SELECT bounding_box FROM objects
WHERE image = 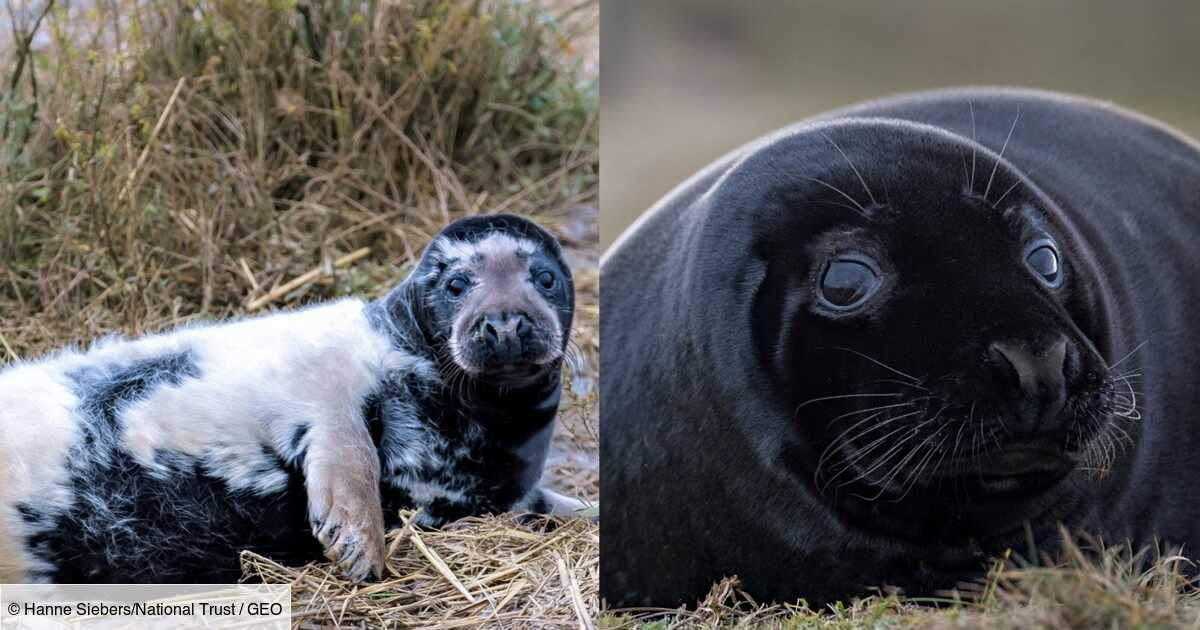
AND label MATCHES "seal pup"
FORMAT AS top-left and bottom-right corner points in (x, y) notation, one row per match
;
(0, 213), (583, 583)
(600, 87), (1200, 606)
